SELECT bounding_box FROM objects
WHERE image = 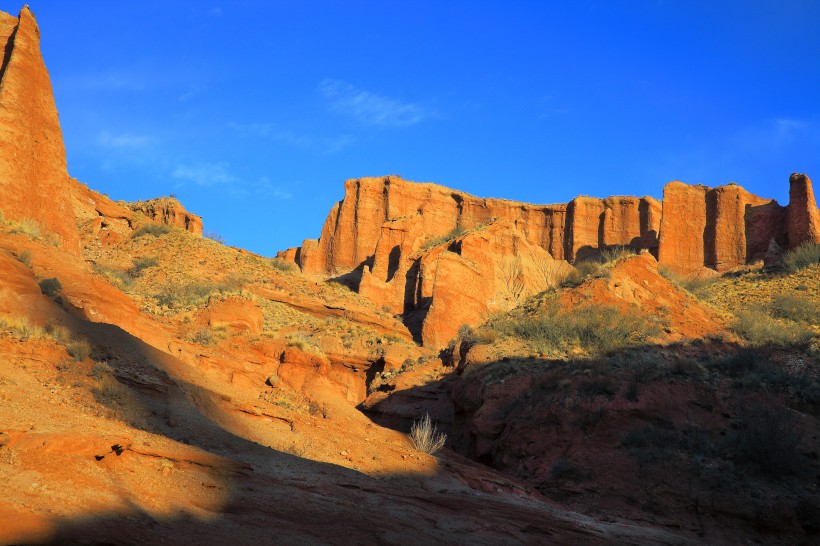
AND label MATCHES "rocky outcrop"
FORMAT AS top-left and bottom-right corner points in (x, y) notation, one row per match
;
(128, 197), (203, 236)
(658, 181), (789, 274)
(289, 176), (660, 276)
(787, 173), (820, 249)
(0, 7), (79, 252)
(283, 174), (819, 347)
